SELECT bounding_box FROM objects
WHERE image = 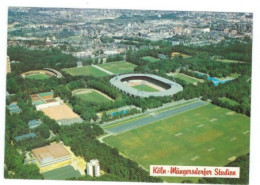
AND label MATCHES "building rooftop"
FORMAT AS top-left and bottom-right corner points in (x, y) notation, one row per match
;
(15, 133), (36, 142)
(32, 143), (71, 165)
(28, 119), (42, 129)
(7, 102), (21, 114)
